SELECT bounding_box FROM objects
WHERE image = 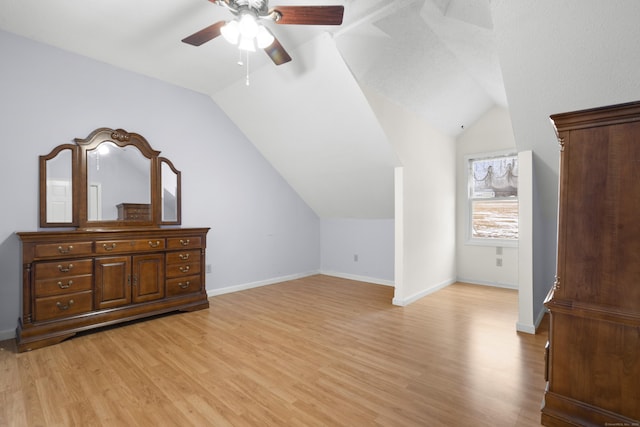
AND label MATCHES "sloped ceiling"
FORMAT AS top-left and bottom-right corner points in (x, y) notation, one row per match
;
(0, 0), (505, 219)
(336, 0), (505, 135)
(213, 33), (398, 218)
